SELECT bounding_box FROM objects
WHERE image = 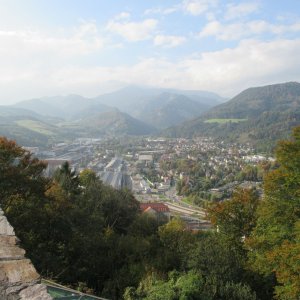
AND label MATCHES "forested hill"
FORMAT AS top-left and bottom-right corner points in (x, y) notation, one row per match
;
(164, 82), (300, 151)
(204, 81), (300, 119)
(76, 109), (157, 136)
